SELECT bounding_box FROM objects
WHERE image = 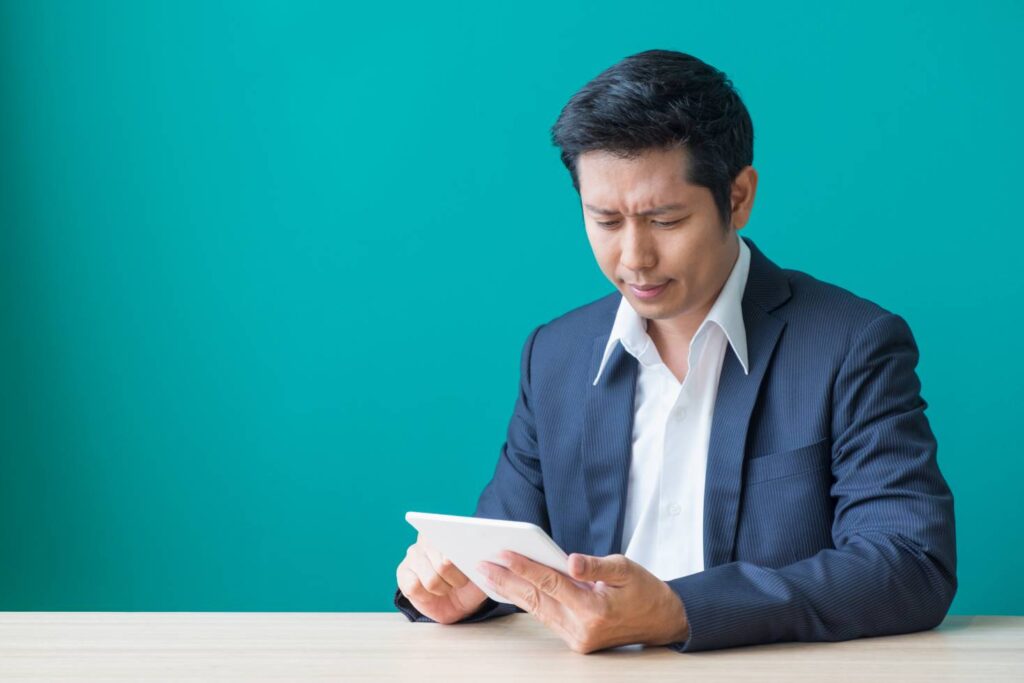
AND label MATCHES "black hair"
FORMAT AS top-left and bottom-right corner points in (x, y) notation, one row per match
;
(550, 49), (754, 227)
